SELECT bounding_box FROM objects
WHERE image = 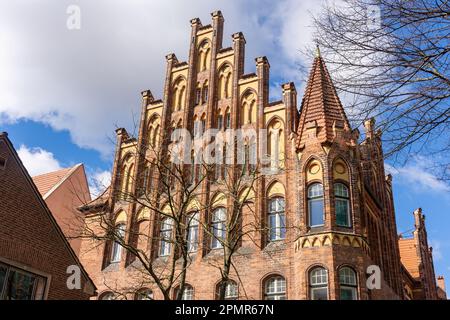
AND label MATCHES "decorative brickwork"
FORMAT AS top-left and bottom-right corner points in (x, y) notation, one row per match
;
(78, 12), (443, 300)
